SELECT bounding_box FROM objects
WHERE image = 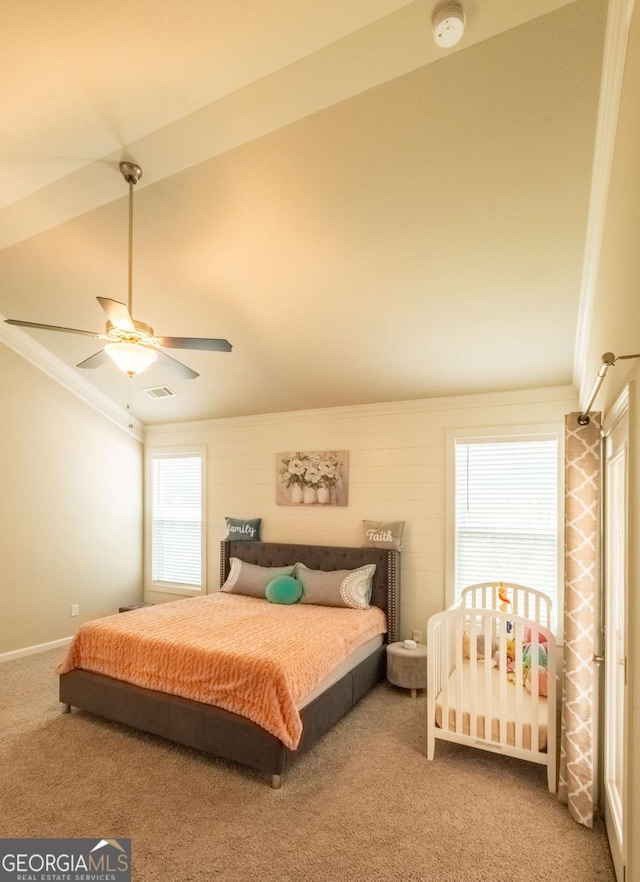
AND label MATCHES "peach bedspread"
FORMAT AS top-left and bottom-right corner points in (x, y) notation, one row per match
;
(58, 594), (387, 749)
